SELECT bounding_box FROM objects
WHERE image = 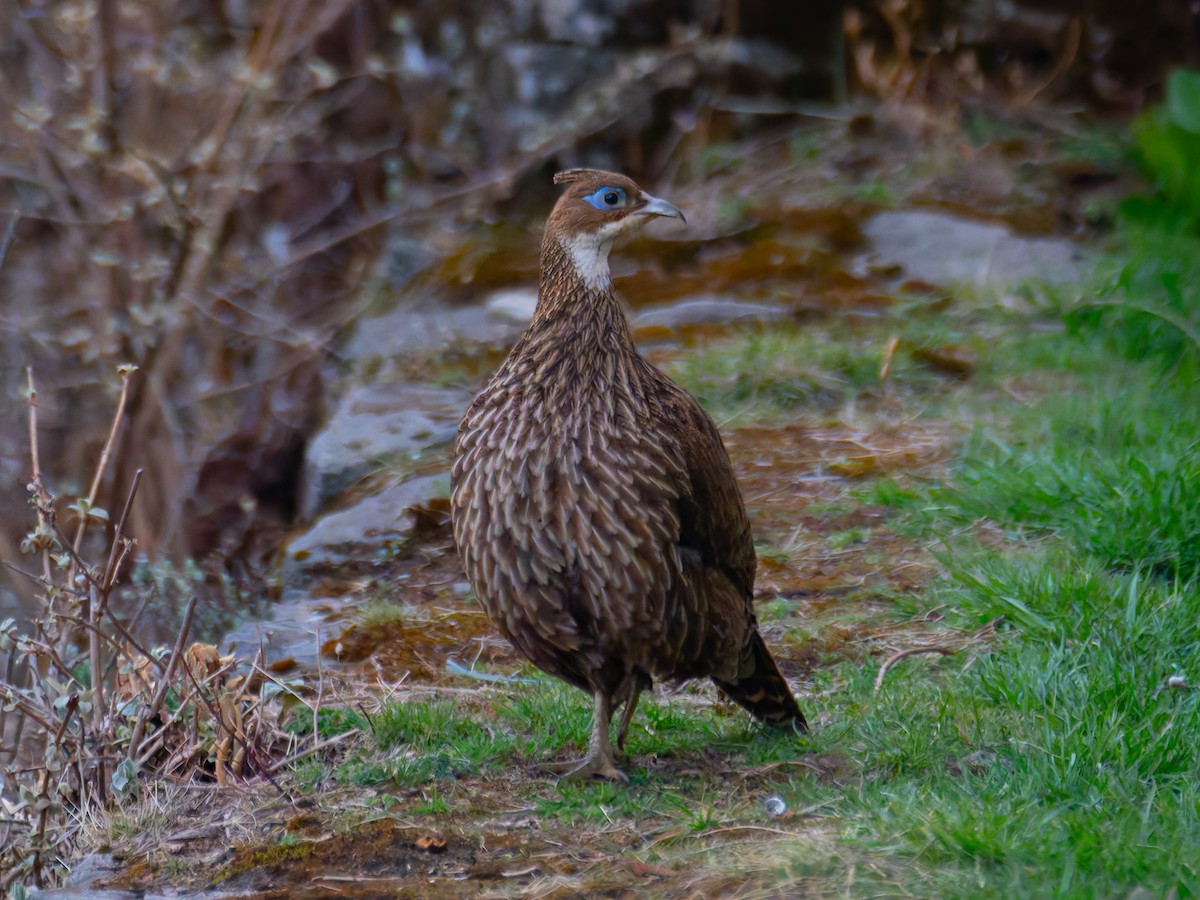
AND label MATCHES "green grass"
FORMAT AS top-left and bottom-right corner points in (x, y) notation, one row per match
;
(954, 384), (1200, 579)
(824, 554), (1200, 896)
(340, 698), (519, 786)
(663, 282), (1053, 427)
(332, 679), (809, 795)
(725, 547), (1200, 896)
(666, 325), (902, 421)
(657, 212), (1200, 894)
(289, 706), (369, 739)
(817, 219), (1200, 895)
